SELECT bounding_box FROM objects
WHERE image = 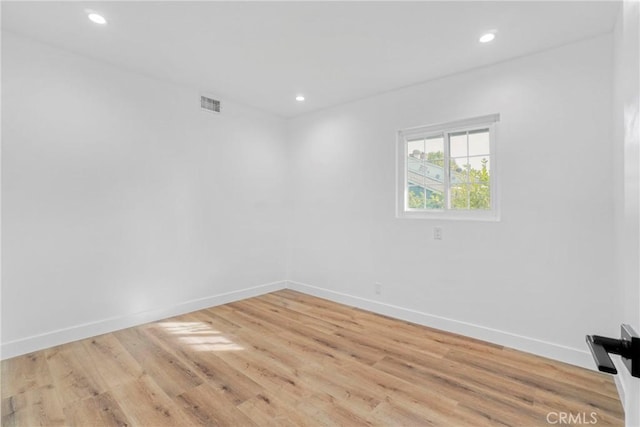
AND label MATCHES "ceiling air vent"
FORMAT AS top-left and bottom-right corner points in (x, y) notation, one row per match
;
(200, 95), (221, 114)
